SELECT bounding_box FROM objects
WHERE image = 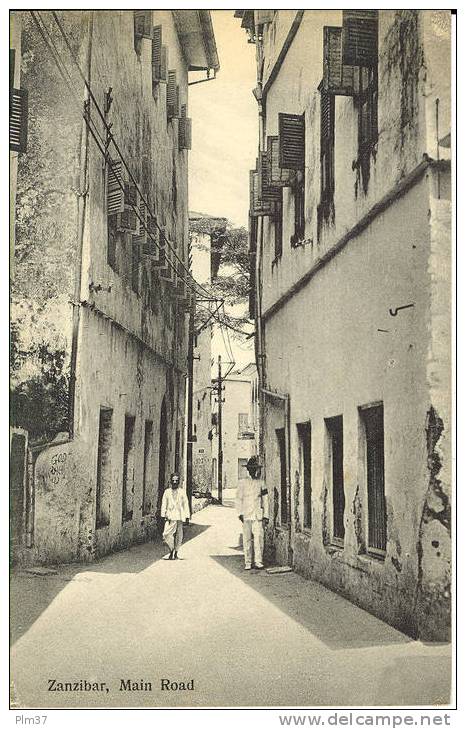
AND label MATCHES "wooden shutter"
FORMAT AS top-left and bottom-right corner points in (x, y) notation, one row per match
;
(167, 71), (179, 119)
(342, 10), (378, 67)
(259, 151), (282, 203)
(116, 182), (139, 234)
(134, 10), (152, 40)
(179, 106), (192, 151)
(107, 160), (125, 216)
(152, 26), (163, 82)
(267, 136), (294, 187)
(174, 260), (187, 300)
(249, 169), (275, 218)
(10, 88), (28, 153)
(323, 26), (358, 96)
(278, 113), (305, 170)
